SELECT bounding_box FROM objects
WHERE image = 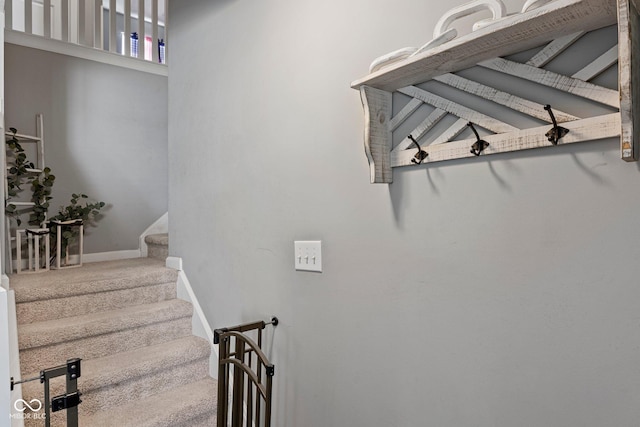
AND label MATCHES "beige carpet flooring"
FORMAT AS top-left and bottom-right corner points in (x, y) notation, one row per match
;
(11, 257), (217, 426)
